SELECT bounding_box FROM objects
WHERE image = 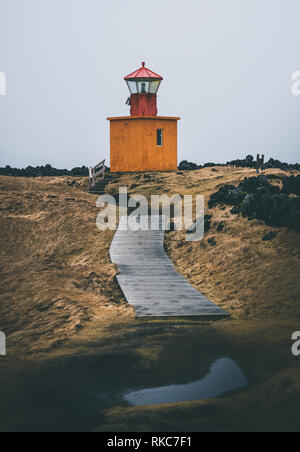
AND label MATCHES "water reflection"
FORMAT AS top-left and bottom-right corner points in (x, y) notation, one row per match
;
(124, 358), (248, 406)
